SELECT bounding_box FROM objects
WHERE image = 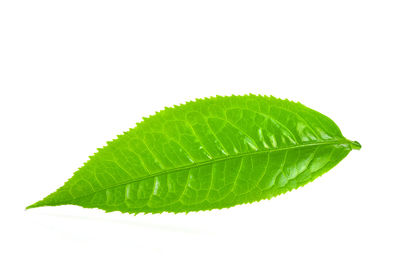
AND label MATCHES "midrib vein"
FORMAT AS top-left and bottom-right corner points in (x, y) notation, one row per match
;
(67, 139), (352, 203)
